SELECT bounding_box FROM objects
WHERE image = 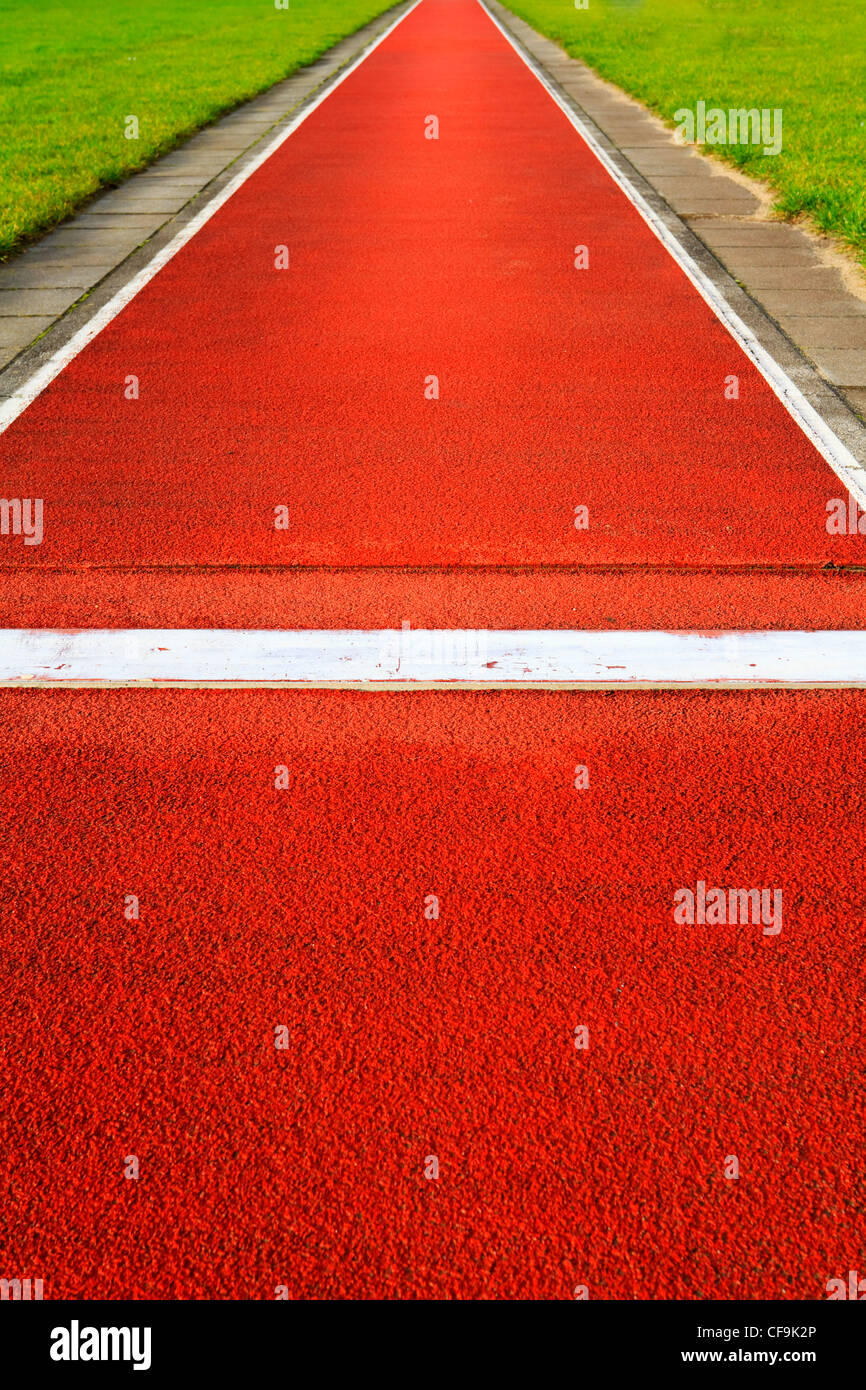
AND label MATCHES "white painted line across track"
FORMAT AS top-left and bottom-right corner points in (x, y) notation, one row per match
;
(1, 628), (864, 687)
